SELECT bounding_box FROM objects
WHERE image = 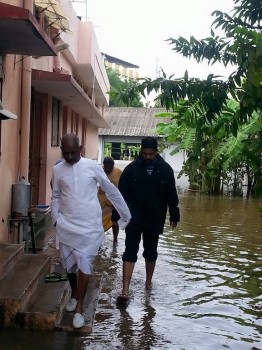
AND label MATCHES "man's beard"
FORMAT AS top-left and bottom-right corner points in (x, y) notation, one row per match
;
(143, 159), (153, 164)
